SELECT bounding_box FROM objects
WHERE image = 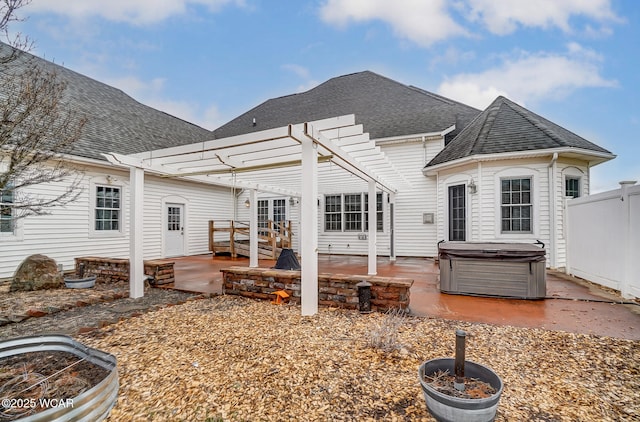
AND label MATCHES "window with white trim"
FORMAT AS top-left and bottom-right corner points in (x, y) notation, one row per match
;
(94, 185), (121, 231)
(344, 194), (362, 231)
(565, 176), (581, 198)
(324, 194), (342, 231)
(324, 193), (383, 232)
(365, 193), (384, 231)
(257, 199), (269, 230)
(258, 198), (287, 234)
(500, 178), (532, 233)
(0, 186), (14, 233)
